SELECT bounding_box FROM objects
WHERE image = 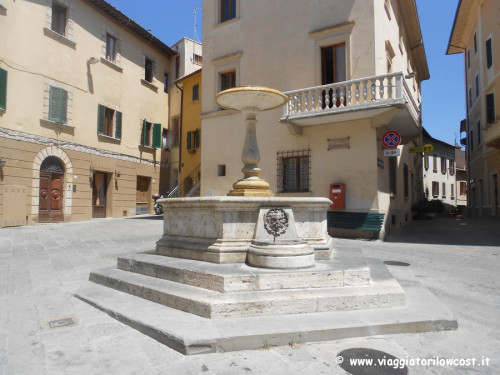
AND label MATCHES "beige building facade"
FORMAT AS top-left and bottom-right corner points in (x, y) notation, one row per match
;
(0, 0), (175, 227)
(448, 0), (500, 217)
(200, 0), (429, 238)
